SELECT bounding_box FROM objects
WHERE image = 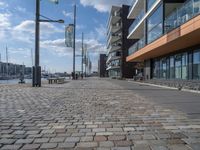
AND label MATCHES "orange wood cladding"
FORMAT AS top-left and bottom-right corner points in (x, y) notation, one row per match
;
(127, 14), (200, 62)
